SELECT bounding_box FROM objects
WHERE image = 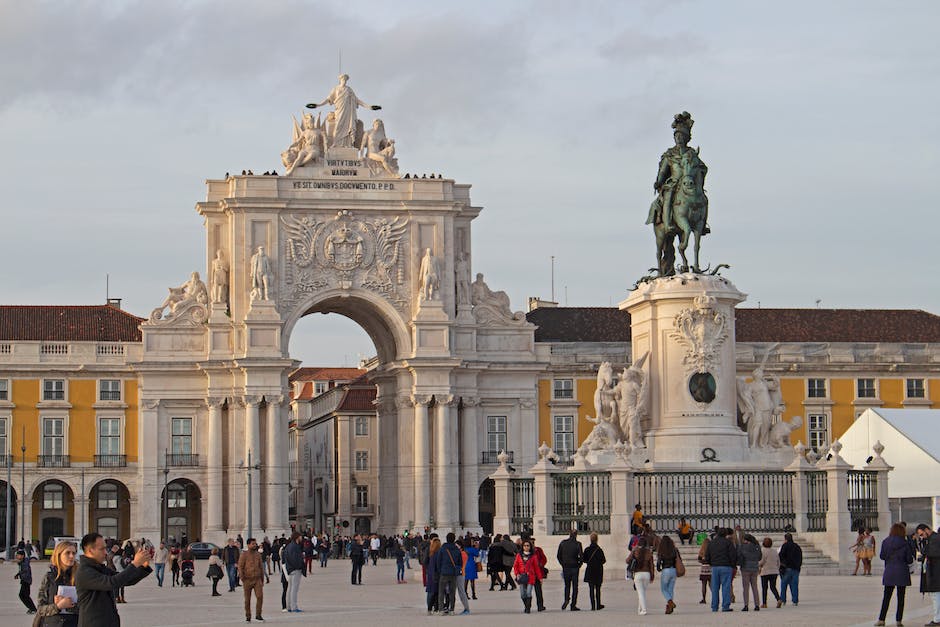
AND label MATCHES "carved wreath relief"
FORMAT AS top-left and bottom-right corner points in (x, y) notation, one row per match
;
(280, 210), (410, 311)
